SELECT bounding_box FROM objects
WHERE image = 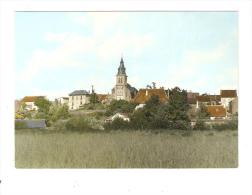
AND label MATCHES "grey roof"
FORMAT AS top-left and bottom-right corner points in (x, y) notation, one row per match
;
(69, 90), (90, 96)
(117, 57), (126, 75)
